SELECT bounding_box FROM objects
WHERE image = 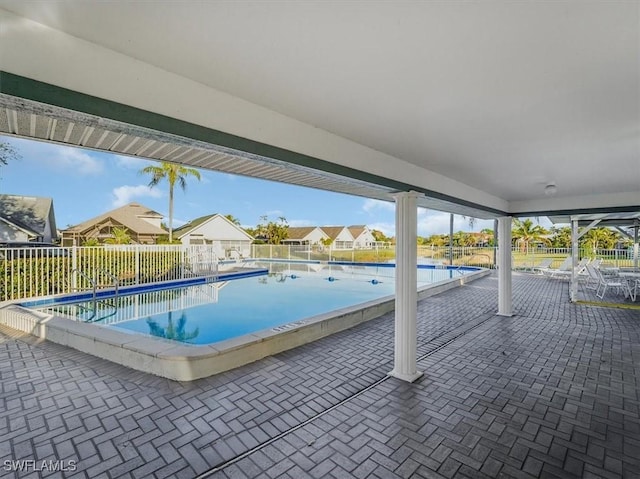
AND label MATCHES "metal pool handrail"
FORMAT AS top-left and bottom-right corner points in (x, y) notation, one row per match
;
(464, 253), (492, 268)
(70, 268), (120, 322)
(71, 268), (97, 321)
(97, 268), (120, 299)
(71, 268), (96, 299)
